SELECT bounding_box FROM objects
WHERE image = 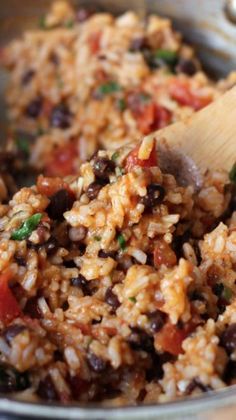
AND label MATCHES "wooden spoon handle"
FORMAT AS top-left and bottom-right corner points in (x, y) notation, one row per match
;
(153, 85), (236, 174)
